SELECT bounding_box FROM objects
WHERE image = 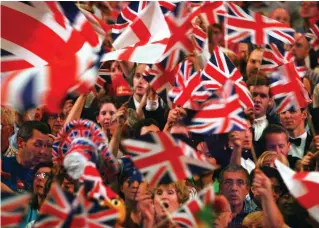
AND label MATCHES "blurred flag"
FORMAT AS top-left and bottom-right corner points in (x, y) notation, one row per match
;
(1, 191), (31, 228)
(275, 160), (319, 222)
(201, 46), (253, 109)
(170, 185), (215, 228)
(187, 80), (248, 135)
(121, 132), (216, 188)
(269, 61), (311, 113)
(224, 2), (295, 45)
(169, 59), (211, 110)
